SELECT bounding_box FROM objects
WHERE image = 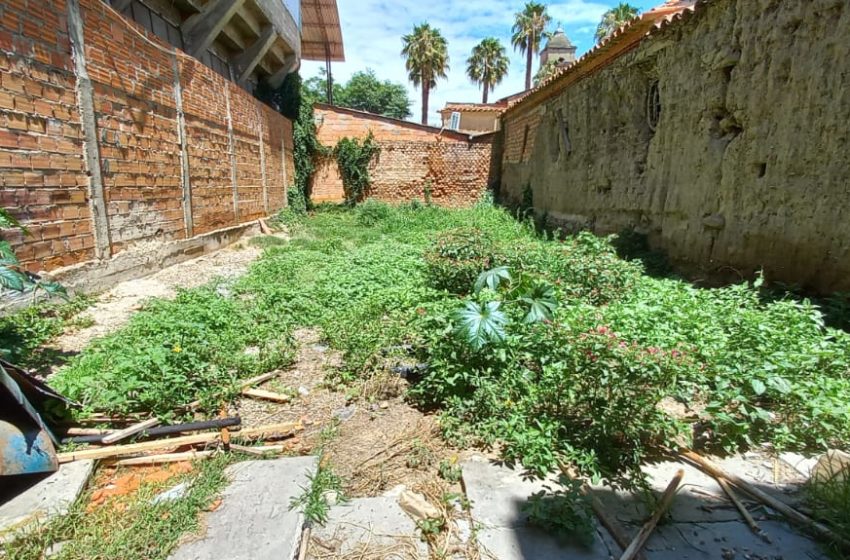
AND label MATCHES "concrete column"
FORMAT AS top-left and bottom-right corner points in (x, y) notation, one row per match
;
(255, 106), (269, 213)
(182, 0), (246, 58)
(171, 53), (193, 238)
(66, 0), (112, 259)
(281, 131), (288, 207)
(233, 25), (277, 85)
(224, 85), (239, 220)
